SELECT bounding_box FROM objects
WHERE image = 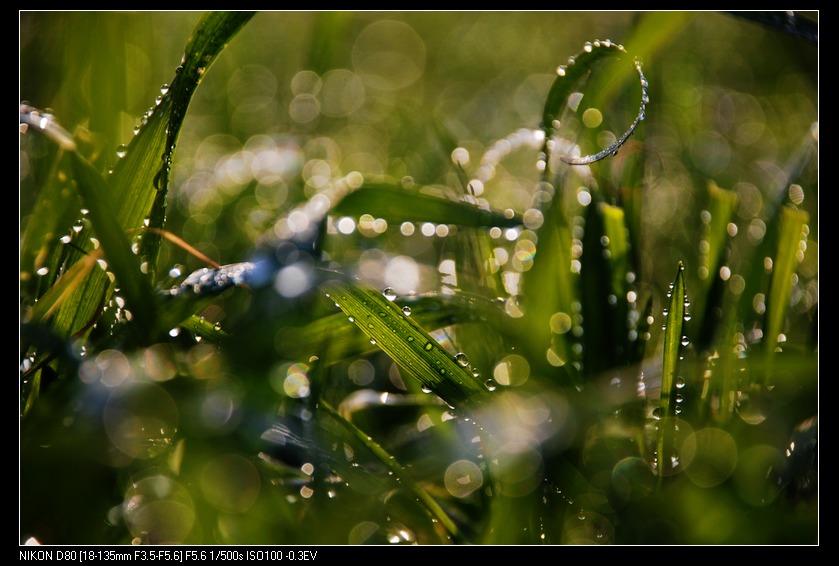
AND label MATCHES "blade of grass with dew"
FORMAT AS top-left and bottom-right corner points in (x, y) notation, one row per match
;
(542, 39), (648, 168)
(136, 11), (255, 278)
(656, 261), (687, 483)
(27, 12), (255, 345)
(764, 206), (810, 358)
(521, 39), (645, 387)
(319, 400), (464, 543)
(320, 277), (491, 409)
(286, 293), (501, 363)
(330, 182), (522, 228)
(71, 154), (161, 341)
(19, 107), (81, 287)
(694, 181), (739, 350)
(25, 248), (102, 326)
